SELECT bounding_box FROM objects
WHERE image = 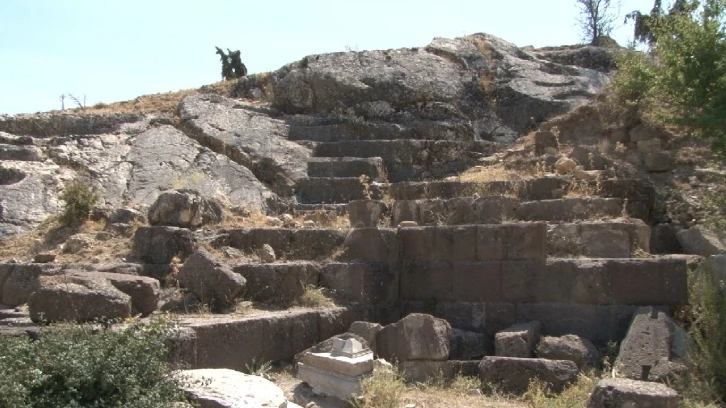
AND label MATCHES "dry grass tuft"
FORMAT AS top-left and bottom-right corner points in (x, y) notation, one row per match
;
(292, 285), (335, 308)
(353, 365), (406, 408)
(459, 165), (514, 183)
(52, 80), (238, 117)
